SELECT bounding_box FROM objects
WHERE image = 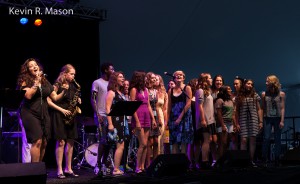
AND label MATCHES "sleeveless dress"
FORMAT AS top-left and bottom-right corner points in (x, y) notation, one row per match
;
(156, 97), (165, 128)
(109, 91), (127, 143)
(149, 89), (161, 136)
(131, 89), (151, 128)
(168, 86), (194, 145)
